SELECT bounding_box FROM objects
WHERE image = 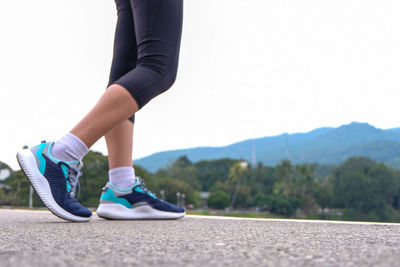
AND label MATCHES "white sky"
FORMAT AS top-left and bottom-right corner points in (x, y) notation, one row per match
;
(1, 0), (400, 170)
